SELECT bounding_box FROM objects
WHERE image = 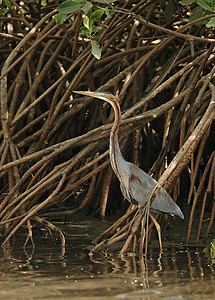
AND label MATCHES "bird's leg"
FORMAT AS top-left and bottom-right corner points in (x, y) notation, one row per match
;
(149, 212), (162, 250)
